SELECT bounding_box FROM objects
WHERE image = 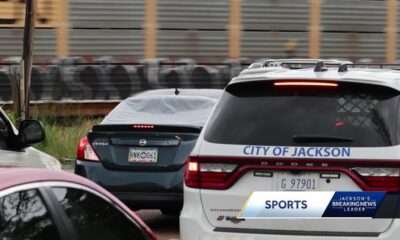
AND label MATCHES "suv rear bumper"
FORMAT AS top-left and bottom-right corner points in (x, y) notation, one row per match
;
(180, 186), (400, 240)
(75, 160), (183, 209)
